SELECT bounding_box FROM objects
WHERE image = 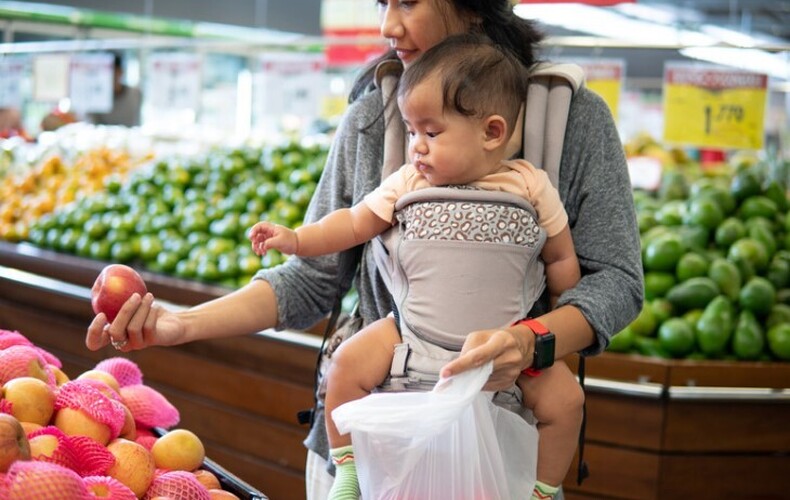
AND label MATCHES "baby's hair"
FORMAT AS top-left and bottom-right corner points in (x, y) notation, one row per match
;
(398, 33), (528, 136)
